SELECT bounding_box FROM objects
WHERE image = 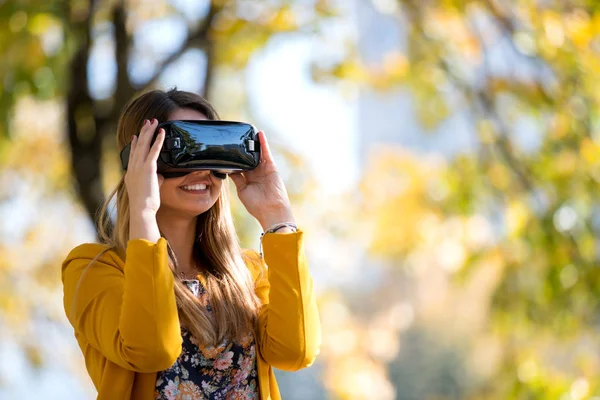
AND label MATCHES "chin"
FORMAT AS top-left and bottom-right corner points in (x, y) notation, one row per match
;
(183, 202), (217, 217)
(159, 199), (217, 219)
